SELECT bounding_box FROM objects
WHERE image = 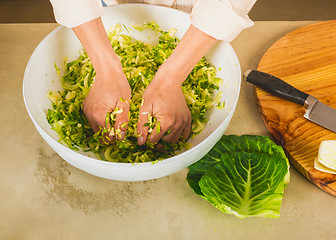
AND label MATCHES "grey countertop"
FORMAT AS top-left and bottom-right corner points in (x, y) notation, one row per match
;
(1, 21), (335, 239)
